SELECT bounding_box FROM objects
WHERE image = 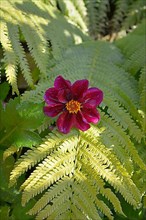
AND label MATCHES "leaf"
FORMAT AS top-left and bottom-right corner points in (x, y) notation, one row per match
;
(0, 206), (10, 220)
(0, 150), (19, 204)
(0, 82), (10, 101)
(11, 200), (35, 220)
(0, 98), (43, 148)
